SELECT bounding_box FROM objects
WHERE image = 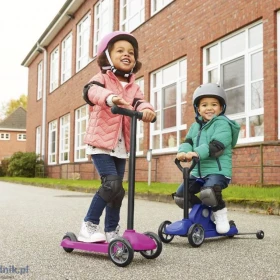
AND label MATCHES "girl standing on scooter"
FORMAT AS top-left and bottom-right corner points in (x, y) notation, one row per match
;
(174, 83), (240, 234)
(78, 31), (155, 243)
